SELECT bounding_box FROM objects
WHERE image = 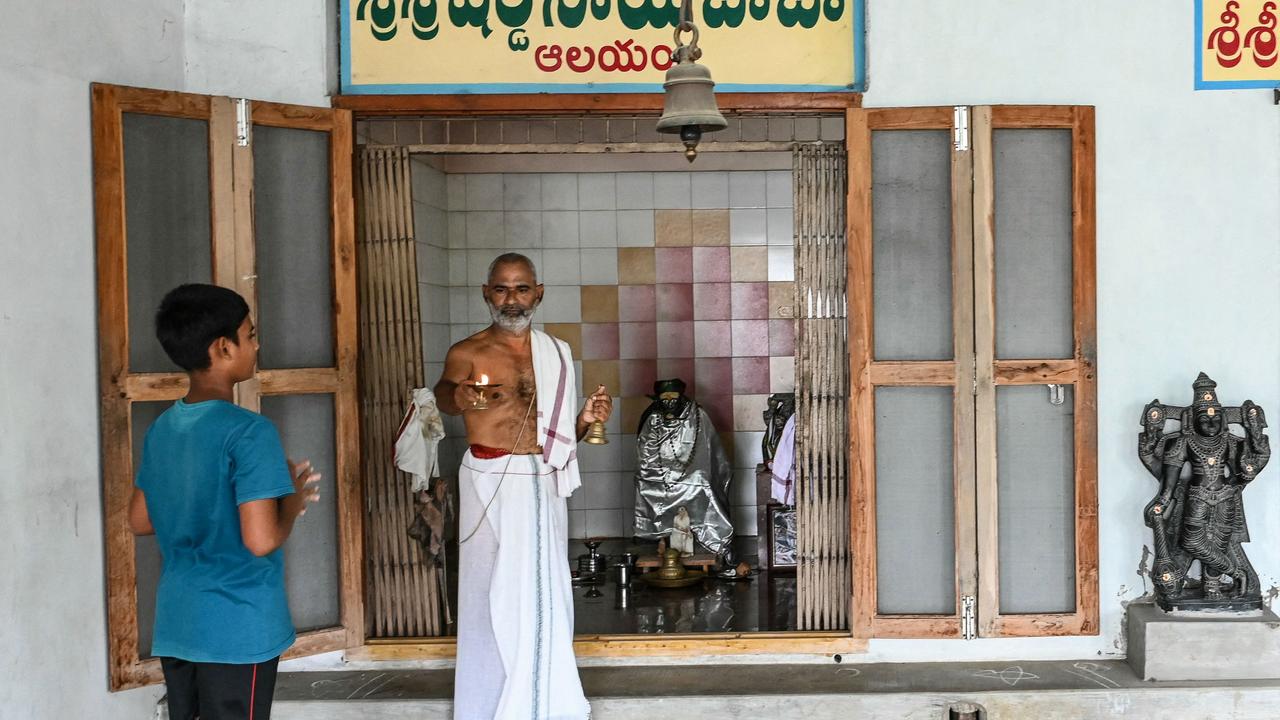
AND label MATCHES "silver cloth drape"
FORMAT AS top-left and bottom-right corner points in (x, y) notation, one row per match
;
(632, 401), (734, 555)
